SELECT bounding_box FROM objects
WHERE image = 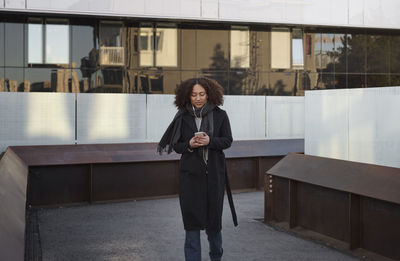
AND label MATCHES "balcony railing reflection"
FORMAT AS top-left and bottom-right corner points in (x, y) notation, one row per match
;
(99, 47), (125, 66)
